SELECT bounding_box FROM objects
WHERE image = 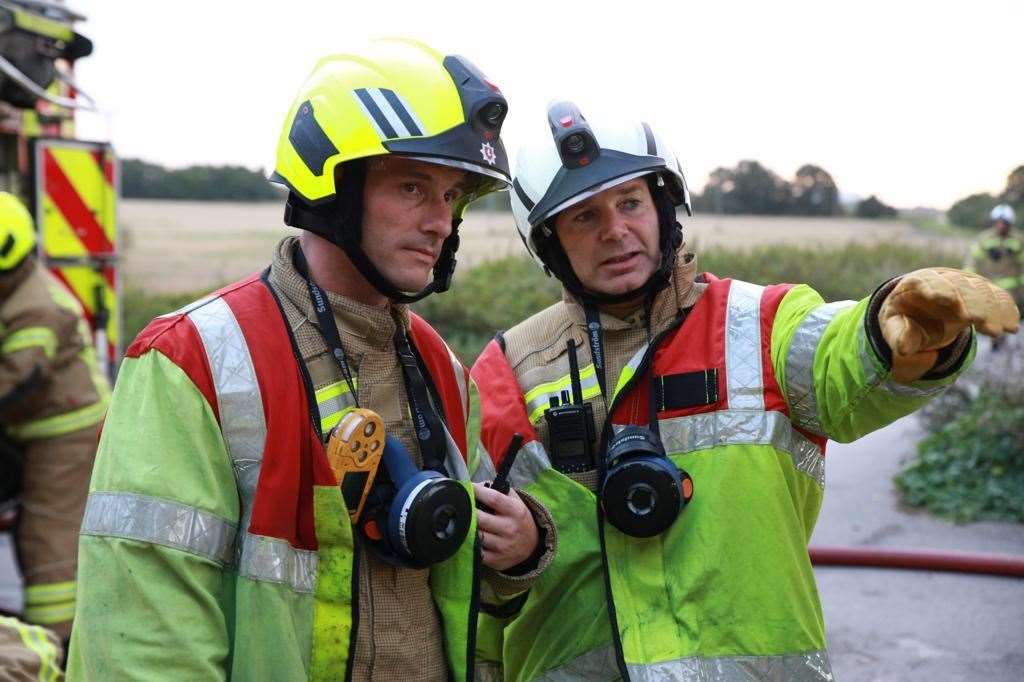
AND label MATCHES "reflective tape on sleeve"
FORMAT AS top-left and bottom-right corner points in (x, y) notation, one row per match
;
(1, 326), (57, 358)
(80, 491), (237, 565)
(238, 532), (317, 593)
(507, 440), (553, 490)
(188, 297), (265, 556)
(785, 300), (856, 435)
